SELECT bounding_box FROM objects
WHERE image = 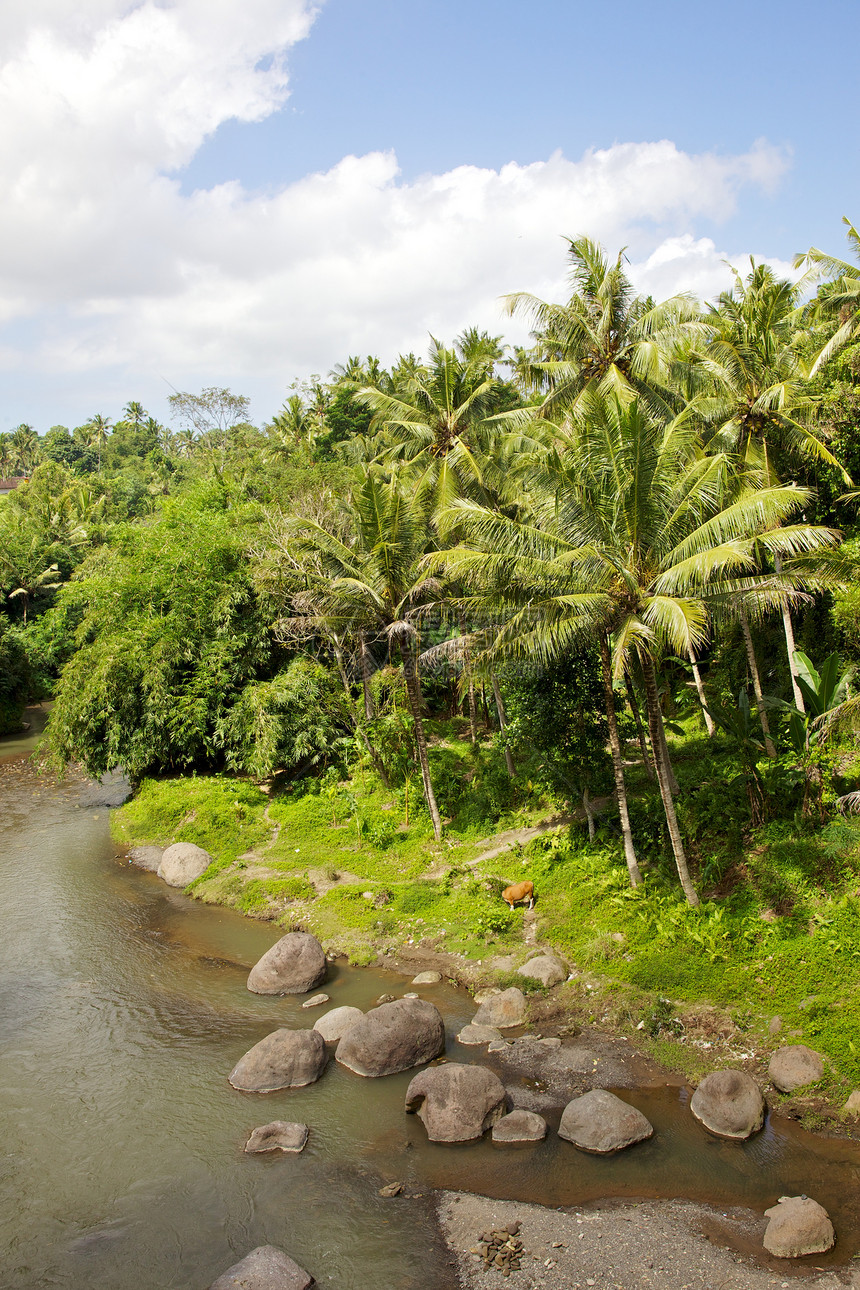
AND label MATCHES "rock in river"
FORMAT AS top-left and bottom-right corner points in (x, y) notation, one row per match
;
(244, 1121), (309, 1154)
(313, 1005), (363, 1044)
(336, 998), (445, 1077)
(457, 1024), (502, 1046)
(690, 1069), (765, 1139)
(157, 842), (213, 887)
(412, 971), (442, 984)
(768, 1044), (825, 1092)
(763, 1196), (835, 1258)
(209, 1244), (314, 1289)
(558, 1088), (653, 1154)
(517, 954), (567, 988)
(229, 1029), (327, 1093)
(247, 932), (327, 996)
(405, 1062), (507, 1141)
(128, 845), (163, 872)
(472, 987), (526, 1029)
(492, 1109), (547, 1143)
